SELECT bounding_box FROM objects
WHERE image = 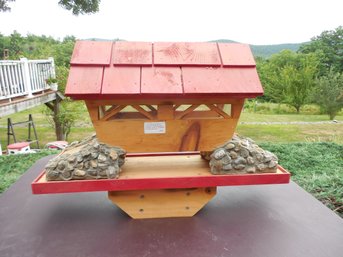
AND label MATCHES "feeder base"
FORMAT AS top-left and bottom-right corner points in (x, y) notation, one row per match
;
(108, 187), (216, 219)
